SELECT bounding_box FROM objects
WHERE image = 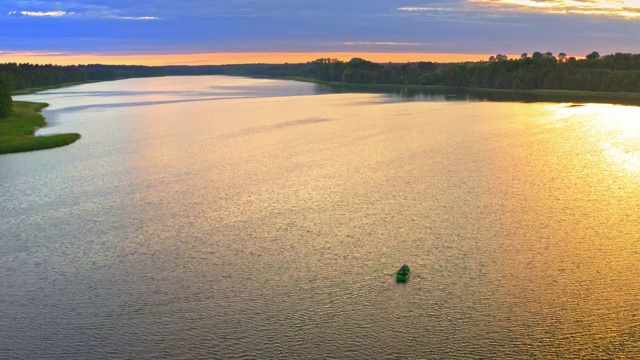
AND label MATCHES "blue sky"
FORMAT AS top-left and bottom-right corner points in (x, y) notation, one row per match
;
(1, 1), (640, 64)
